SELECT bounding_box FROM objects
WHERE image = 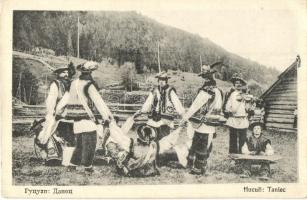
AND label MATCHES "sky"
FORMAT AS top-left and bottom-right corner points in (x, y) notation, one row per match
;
(138, 8), (302, 72)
